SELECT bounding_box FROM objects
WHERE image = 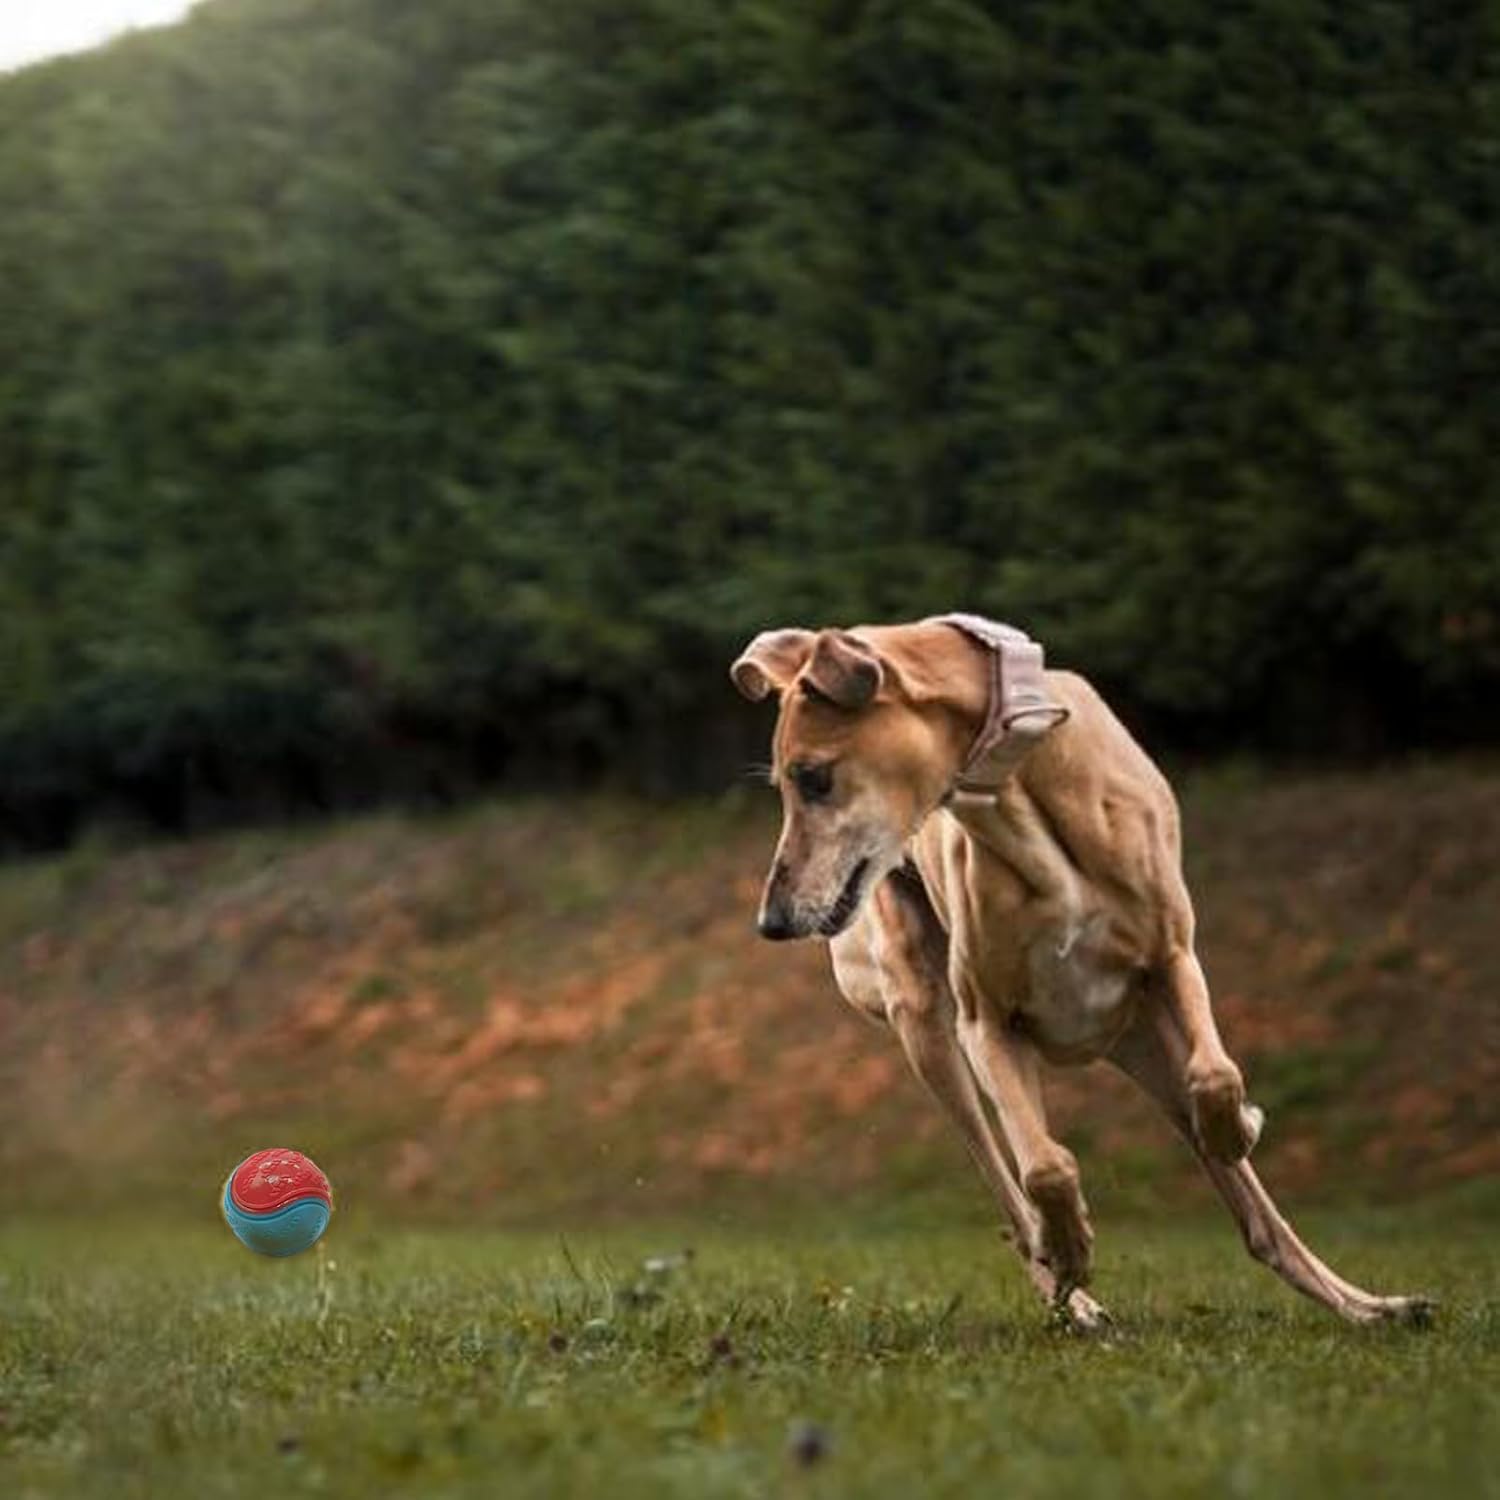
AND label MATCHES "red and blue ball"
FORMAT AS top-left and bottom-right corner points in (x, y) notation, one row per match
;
(221, 1148), (333, 1257)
